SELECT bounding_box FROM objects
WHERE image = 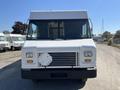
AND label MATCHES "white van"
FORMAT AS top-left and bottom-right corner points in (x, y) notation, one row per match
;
(6, 34), (25, 50)
(21, 11), (96, 83)
(0, 33), (10, 51)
